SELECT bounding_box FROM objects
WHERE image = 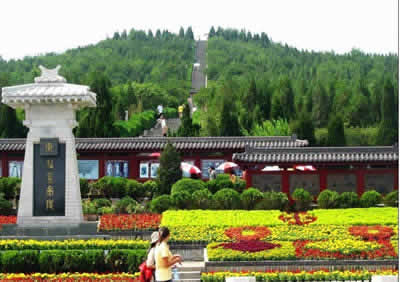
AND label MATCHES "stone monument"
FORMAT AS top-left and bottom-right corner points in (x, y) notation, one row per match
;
(1, 65), (96, 229)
